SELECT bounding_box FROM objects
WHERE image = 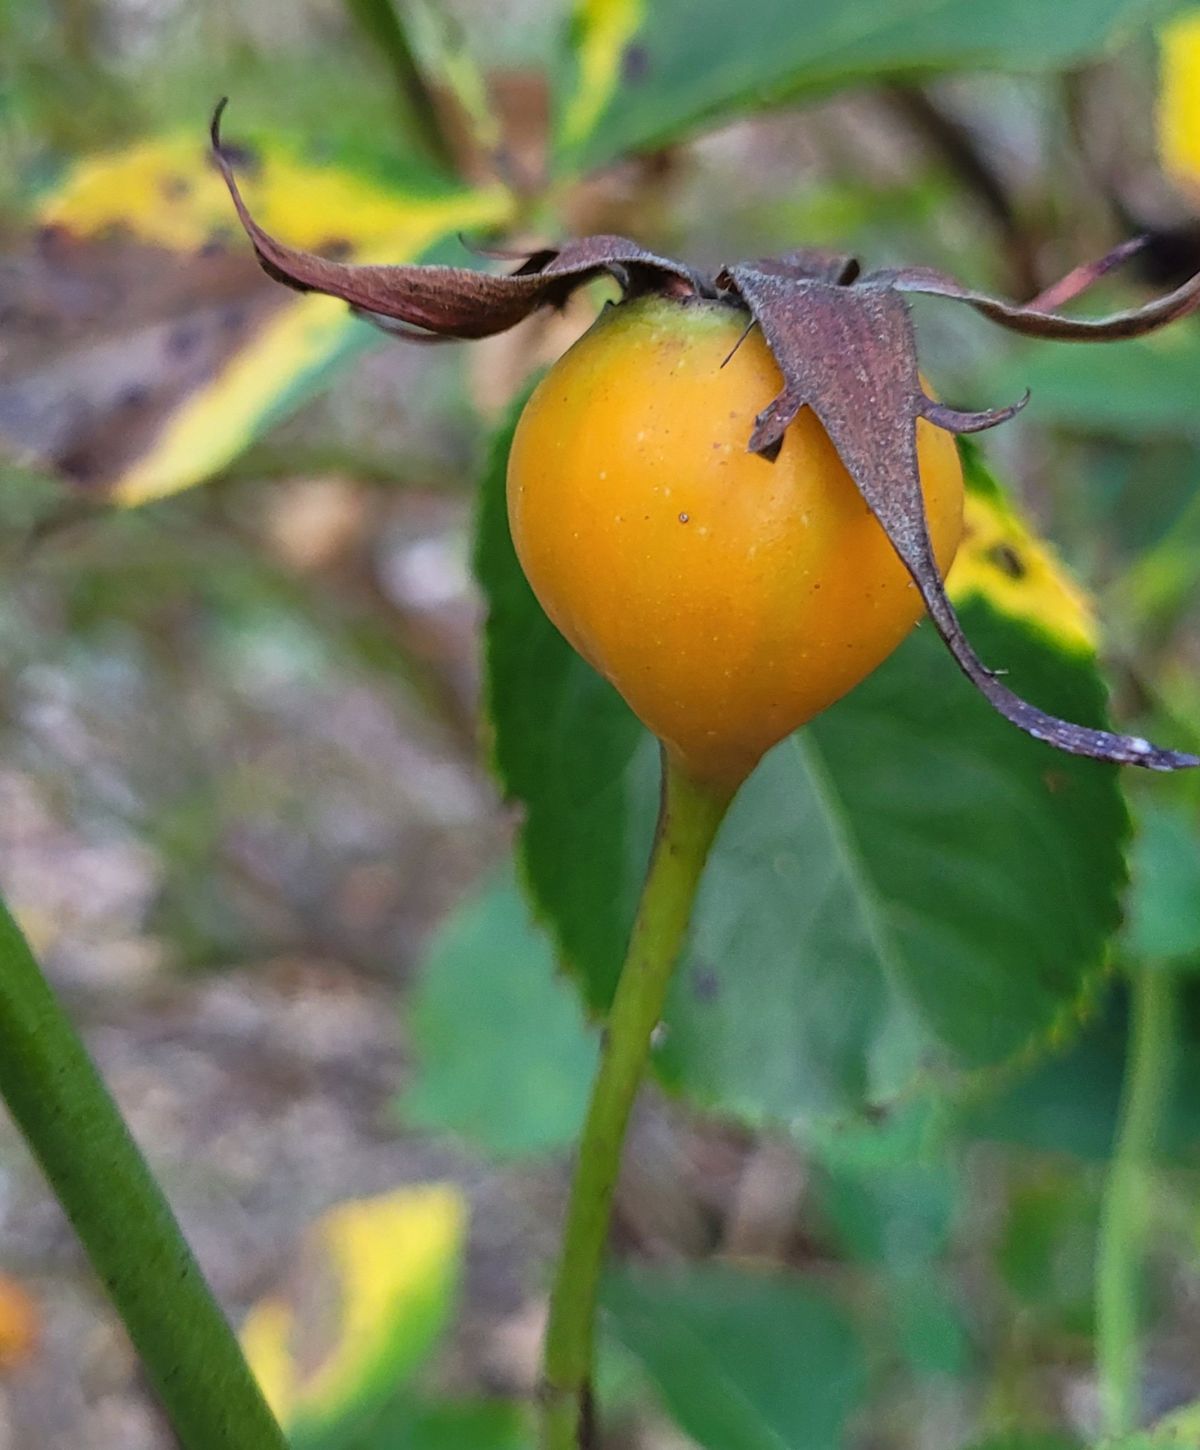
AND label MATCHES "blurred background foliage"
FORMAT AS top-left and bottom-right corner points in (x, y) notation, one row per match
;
(2, 1), (1200, 1448)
